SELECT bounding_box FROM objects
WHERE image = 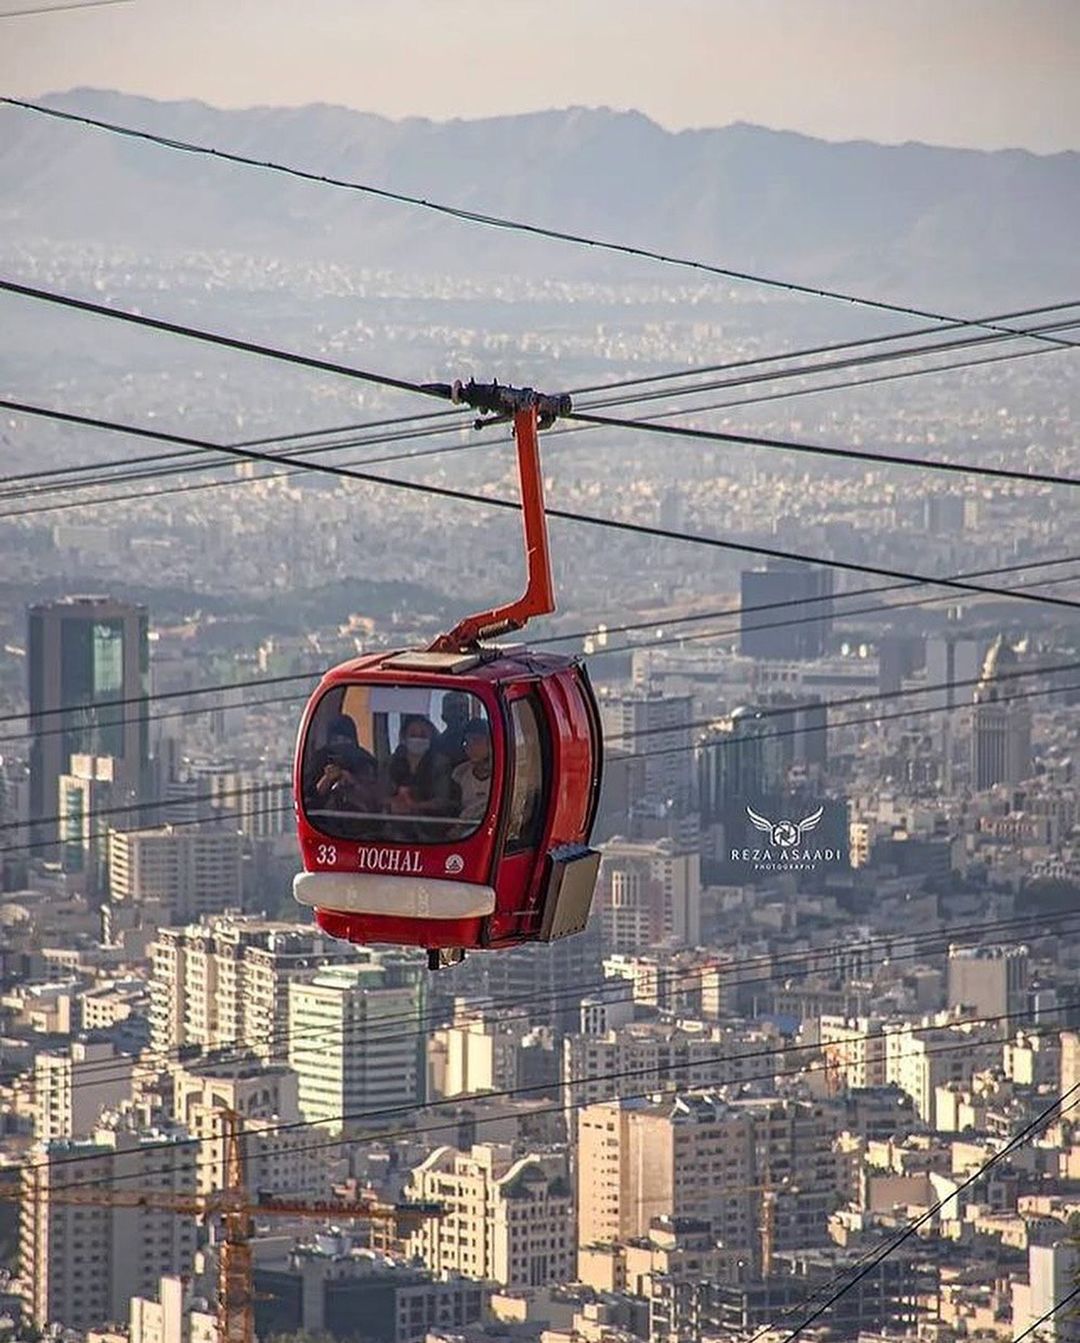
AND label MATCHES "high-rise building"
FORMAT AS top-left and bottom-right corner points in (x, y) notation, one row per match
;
(577, 1094), (839, 1269)
(699, 705), (786, 884)
(28, 596), (149, 849)
(148, 916), (356, 1062)
(205, 768), (292, 840)
(172, 1057), (331, 1197)
(1014, 1241), (1080, 1343)
(698, 705), (786, 828)
(925, 633), (982, 712)
(593, 747), (647, 843)
(884, 1019), (1003, 1127)
(601, 691), (694, 814)
(923, 493), (968, 536)
(972, 636), (1033, 789)
(109, 824), (243, 921)
(405, 1143), (573, 1289)
(819, 1016), (889, 1092)
(563, 1021), (775, 1121)
(877, 634), (926, 696)
(577, 1094), (756, 1258)
(1061, 1032), (1080, 1096)
(32, 1039), (135, 1142)
(947, 943), (1029, 1020)
(288, 953), (426, 1129)
(20, 1125), (198, 1331)
(594, 837), (701, 954)
(431, 1005), (528, 1099)
(58, 753), (119, 894)
(757, 692), (828, 771)
(0, 754), (30, 891)
(740, 562), (833, 661)
(464, 919), (604, 1034)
